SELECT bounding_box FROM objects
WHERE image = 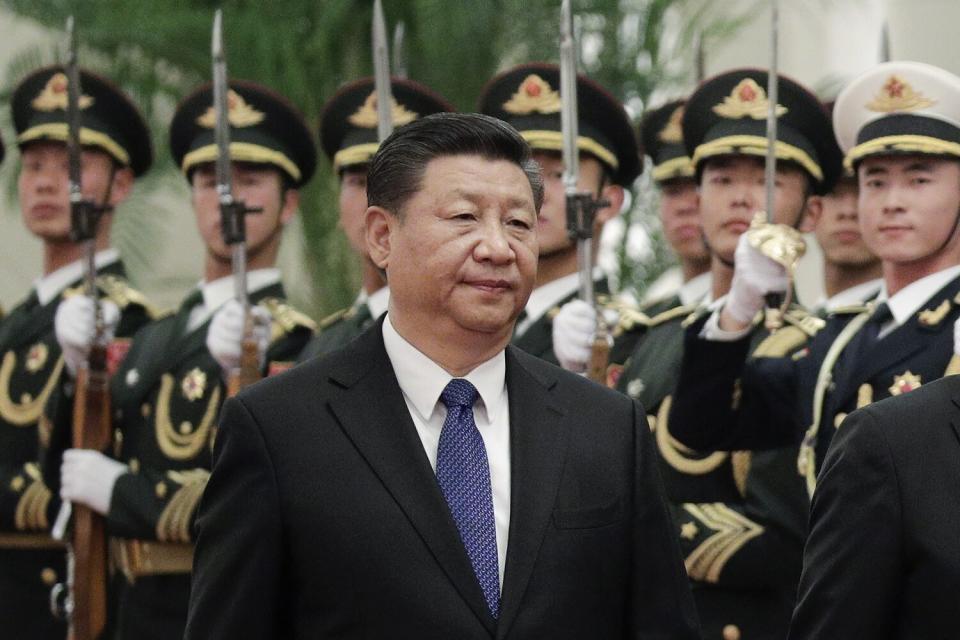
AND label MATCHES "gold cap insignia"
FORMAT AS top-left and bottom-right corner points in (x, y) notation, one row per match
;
(866, 75), (935, 113)
(25, 343), (49, 374)
(197, 90), (266, 129)
(503, 74), (562, 115)
(658, 106), (684, 143)
(180, 367), (207, 402)
(918, 299), (951, 326)
(889, 371), (922, 396)
(31, 73), (94, 112)
(347, 91), (418, 129)
(713, 78), (787, 120)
